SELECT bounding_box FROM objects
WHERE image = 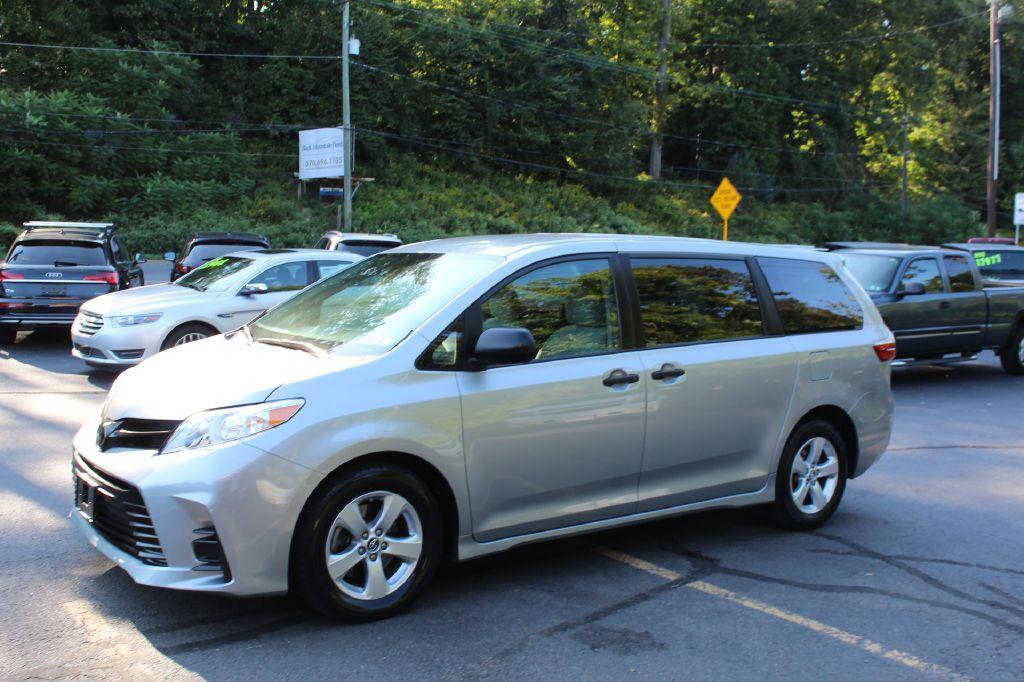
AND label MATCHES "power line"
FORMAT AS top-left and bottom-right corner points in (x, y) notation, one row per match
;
(0, 40), (340, 60)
